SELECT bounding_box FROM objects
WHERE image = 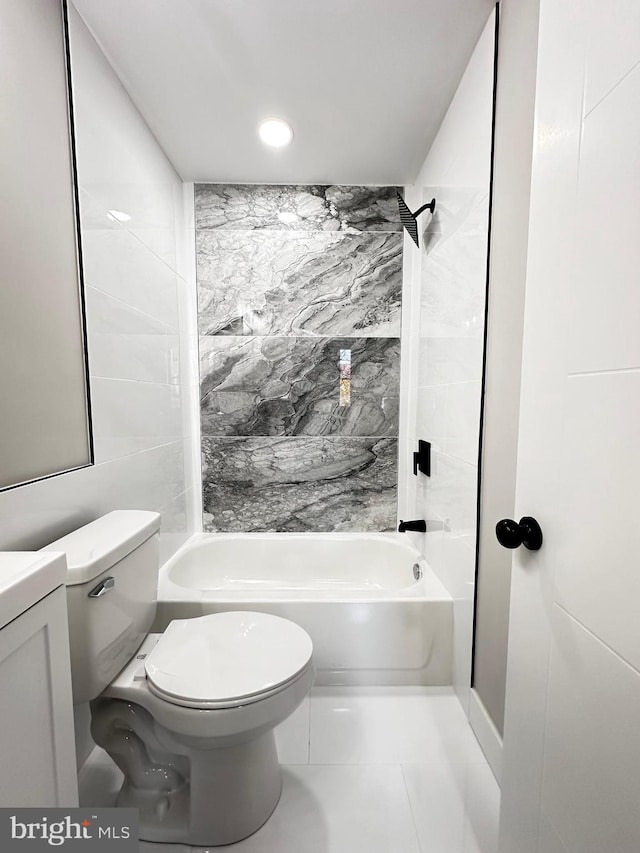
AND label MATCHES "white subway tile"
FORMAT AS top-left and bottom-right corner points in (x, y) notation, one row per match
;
(446, 381), (482, 465)
(90, 378), (184, 463)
